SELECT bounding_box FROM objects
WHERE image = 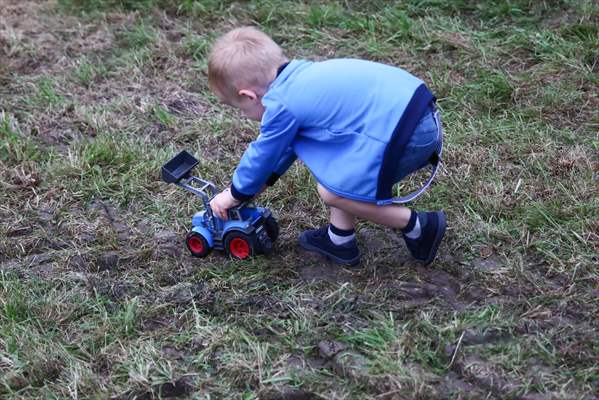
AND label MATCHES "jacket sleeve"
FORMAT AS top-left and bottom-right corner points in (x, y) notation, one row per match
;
(231, 96), (299, 200)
